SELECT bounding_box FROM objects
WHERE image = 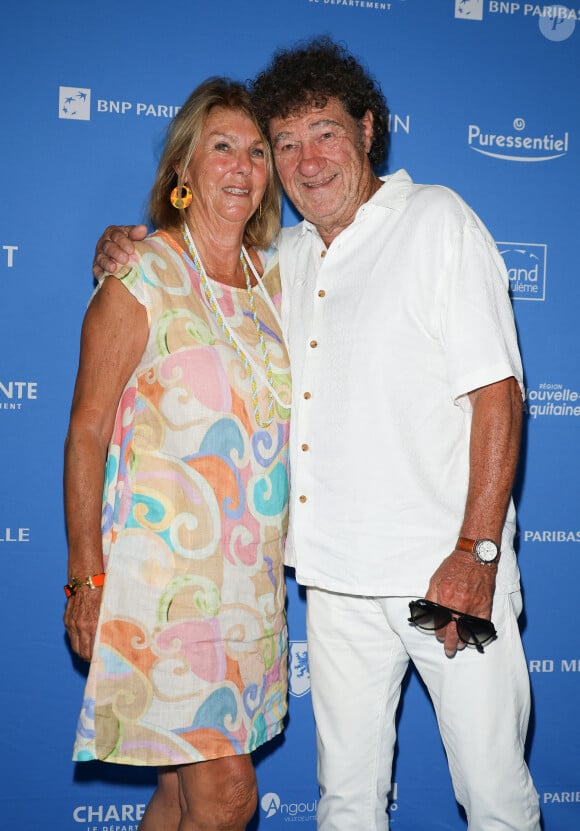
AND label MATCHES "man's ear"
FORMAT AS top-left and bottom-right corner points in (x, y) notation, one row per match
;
(360, 110), (374, 154)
